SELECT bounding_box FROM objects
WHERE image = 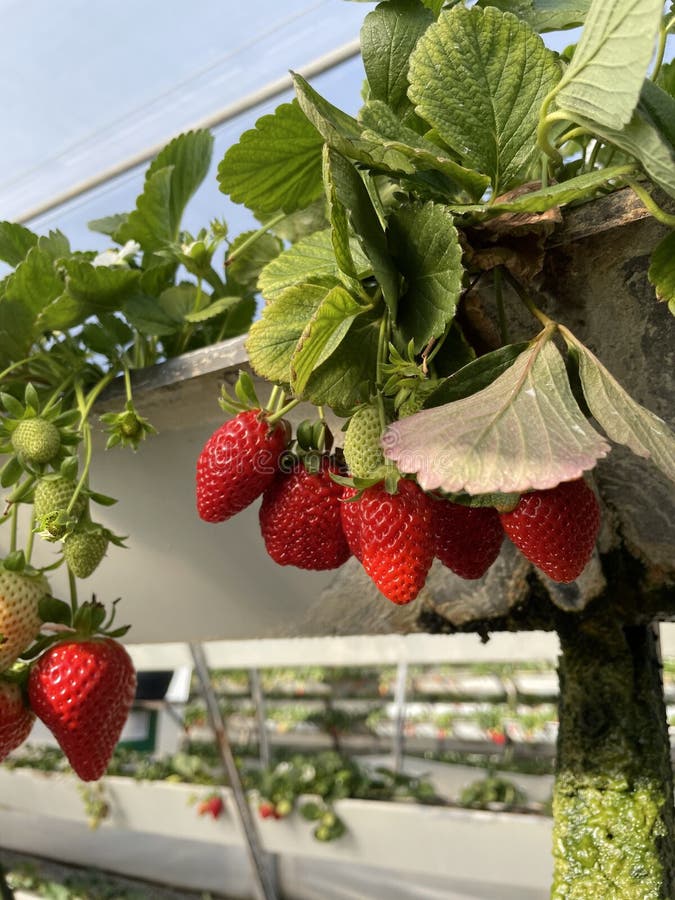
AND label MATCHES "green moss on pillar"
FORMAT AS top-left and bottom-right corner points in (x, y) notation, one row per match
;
(552, 620), (675, 899)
